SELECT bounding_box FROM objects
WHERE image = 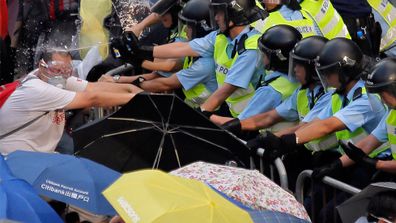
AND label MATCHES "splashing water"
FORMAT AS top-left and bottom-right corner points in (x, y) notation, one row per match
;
(113, 0), (151, 30)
